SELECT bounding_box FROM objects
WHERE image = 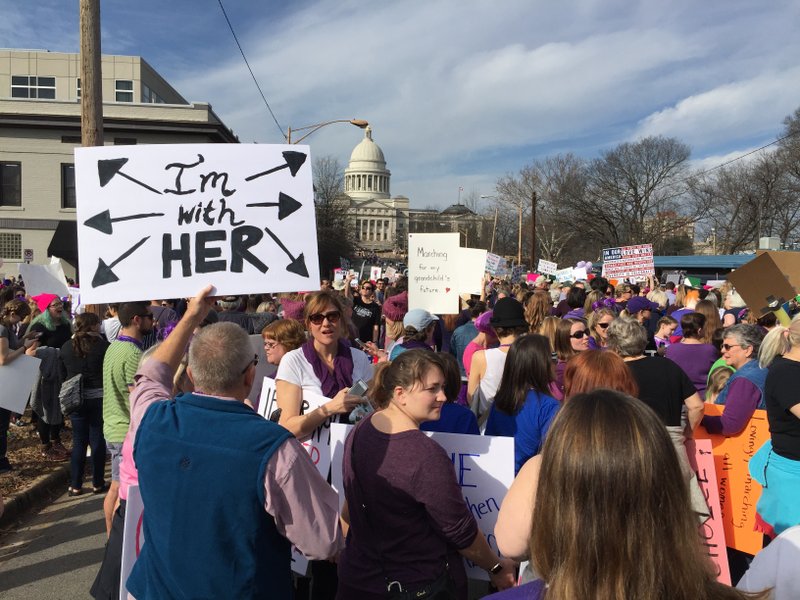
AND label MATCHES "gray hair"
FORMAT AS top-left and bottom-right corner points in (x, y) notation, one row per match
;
(607, 316), (648, 358)
(646, 289), (668, 310)
(188, 322), (253, 395)
(724, 324), (765, 358)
